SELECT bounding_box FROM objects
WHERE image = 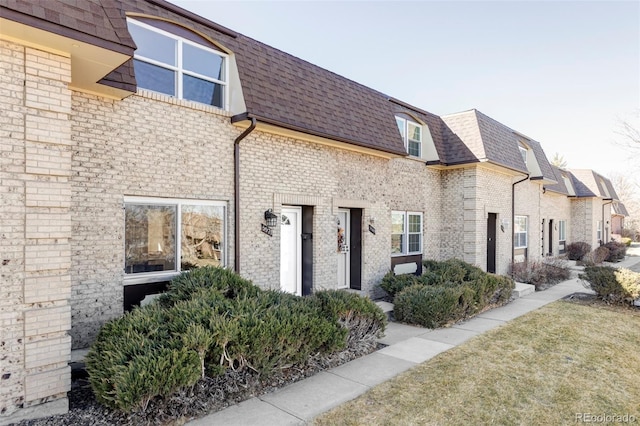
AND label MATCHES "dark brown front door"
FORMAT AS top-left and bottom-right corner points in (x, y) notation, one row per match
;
(487, 213), (497, 273)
